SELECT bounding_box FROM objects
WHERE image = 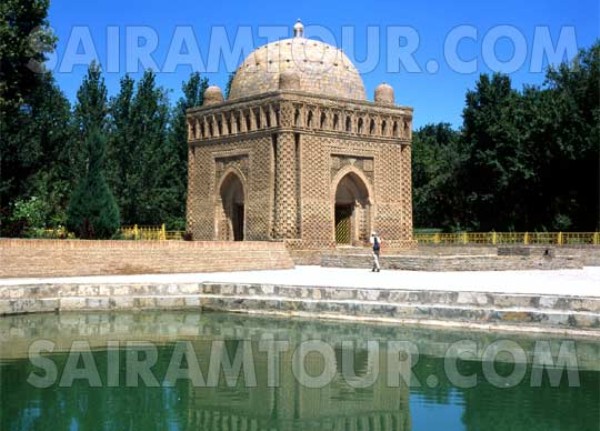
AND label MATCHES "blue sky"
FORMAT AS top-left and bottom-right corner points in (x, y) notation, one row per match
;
(47, 0), (598, 128)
